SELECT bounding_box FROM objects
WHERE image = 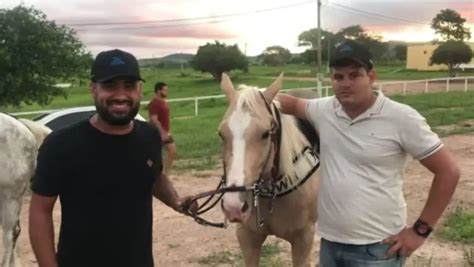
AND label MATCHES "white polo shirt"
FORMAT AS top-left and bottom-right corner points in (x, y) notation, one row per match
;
(306, 91), (442, 244)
